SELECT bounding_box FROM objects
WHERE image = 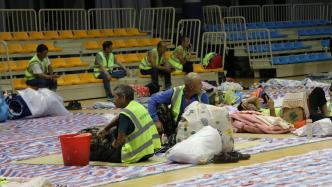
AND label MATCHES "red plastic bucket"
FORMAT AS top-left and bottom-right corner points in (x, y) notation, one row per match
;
(59, 133), (92, 166)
